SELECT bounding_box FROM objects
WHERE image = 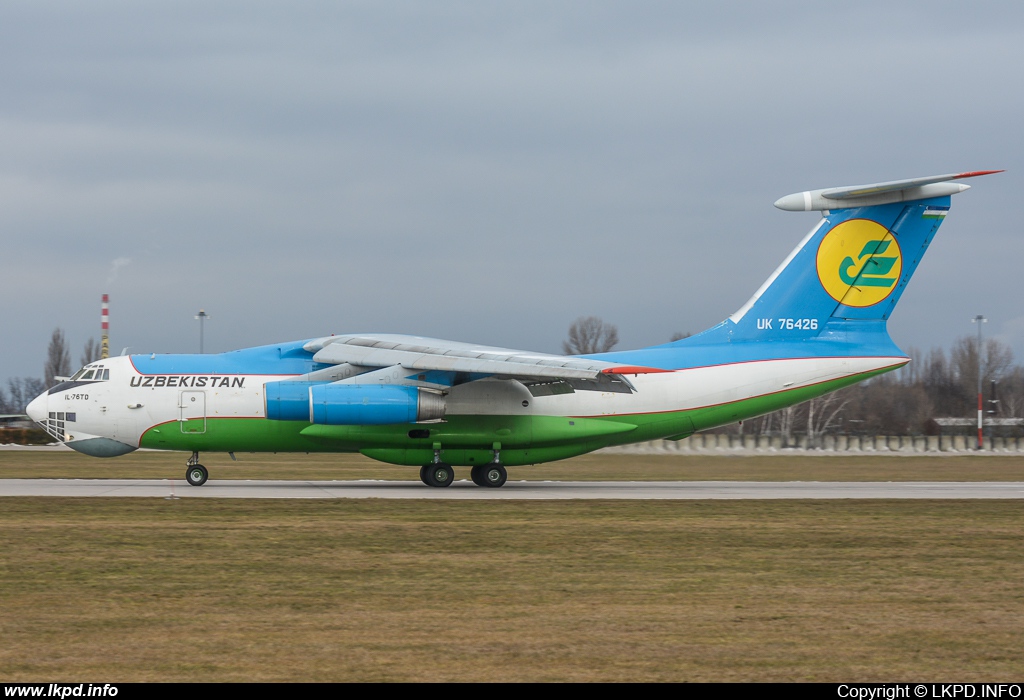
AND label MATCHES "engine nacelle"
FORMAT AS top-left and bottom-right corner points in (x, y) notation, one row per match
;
(265, 381), (445, 425)
(264, 381), (313, 421)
